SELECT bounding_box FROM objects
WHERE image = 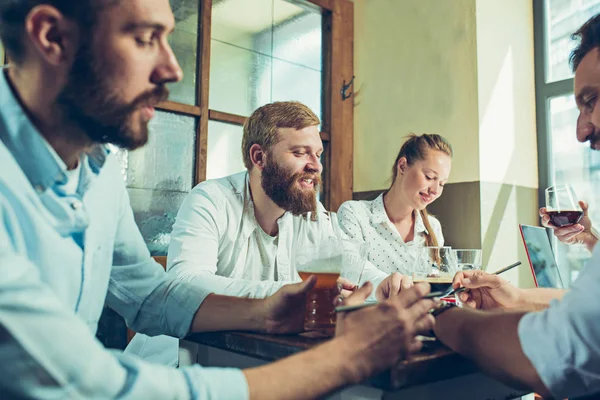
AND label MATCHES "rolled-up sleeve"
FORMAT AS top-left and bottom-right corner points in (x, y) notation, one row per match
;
(518, 246), (600, 399)
(0, 248), (249, 399)
(105, 185), (212, 338)
(166, 183), (283, 299)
